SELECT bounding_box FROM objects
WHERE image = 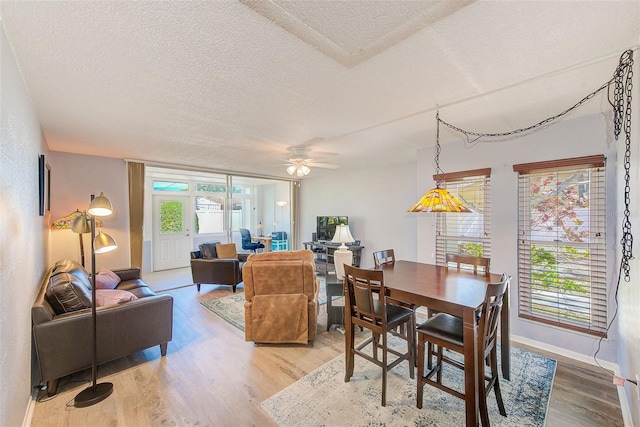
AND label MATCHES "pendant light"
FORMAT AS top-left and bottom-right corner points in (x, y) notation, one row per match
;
(408, 111), (471, 213)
